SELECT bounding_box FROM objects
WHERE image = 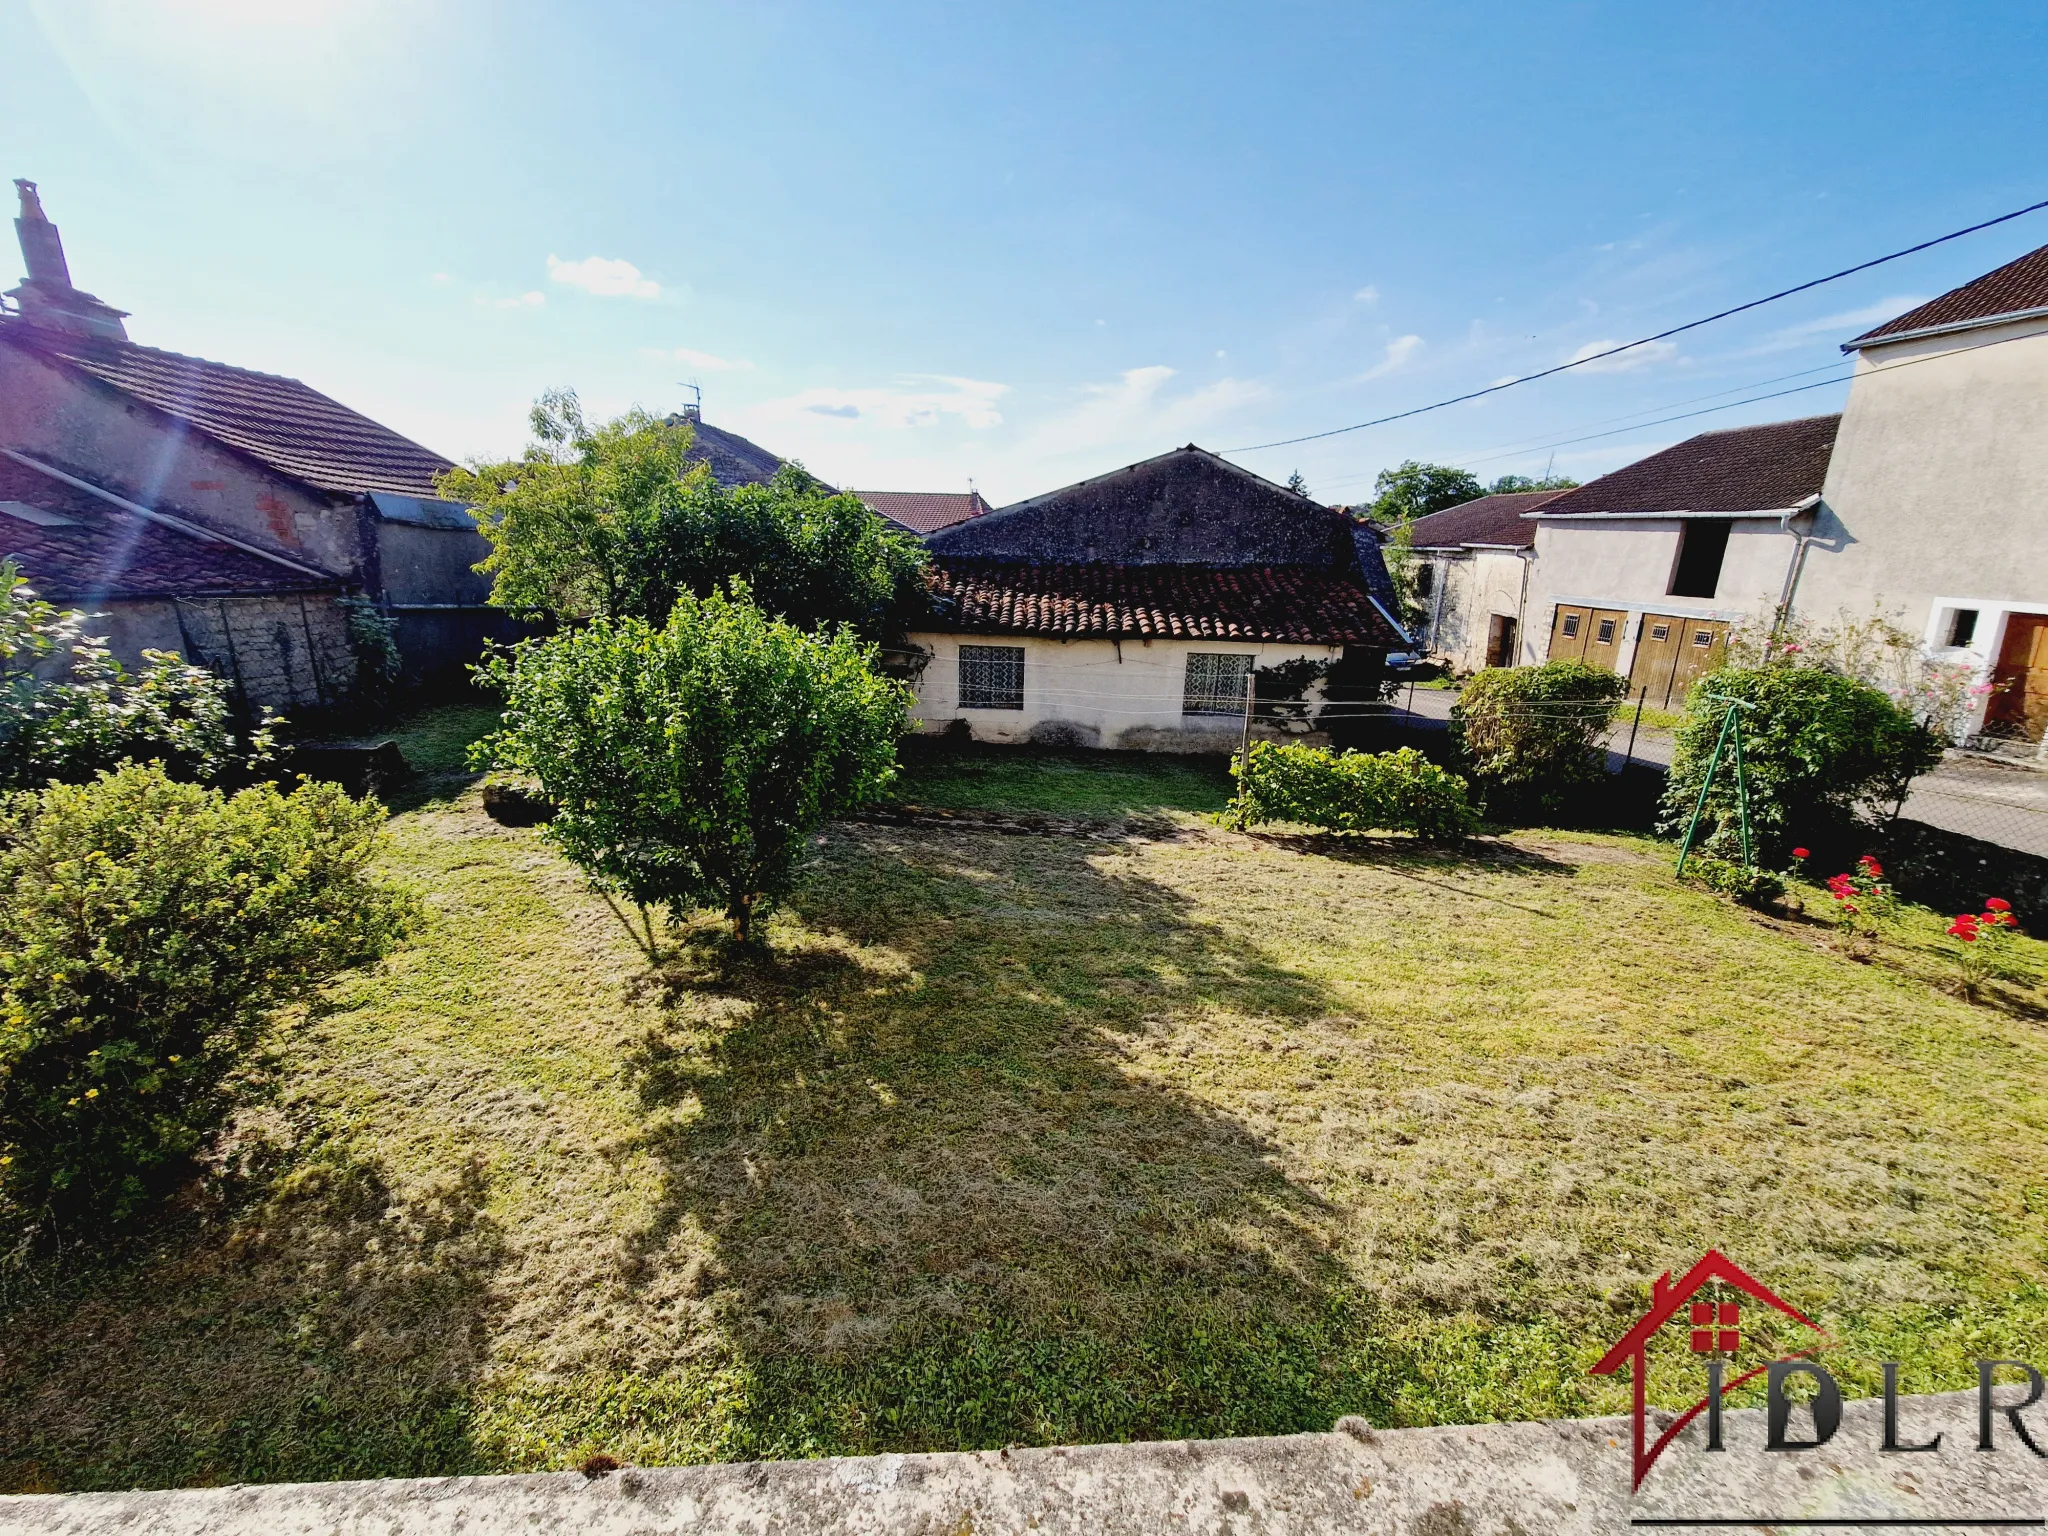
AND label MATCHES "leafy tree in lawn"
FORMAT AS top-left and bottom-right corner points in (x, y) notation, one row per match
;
(1660, 665), (1942, 858)
(1364, 460), (1484, 524)
(438, 390), (927, 636)
(0, 764), (414, 1230)
(0, 563), (277, 792)
(475, 587), (910, 945)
